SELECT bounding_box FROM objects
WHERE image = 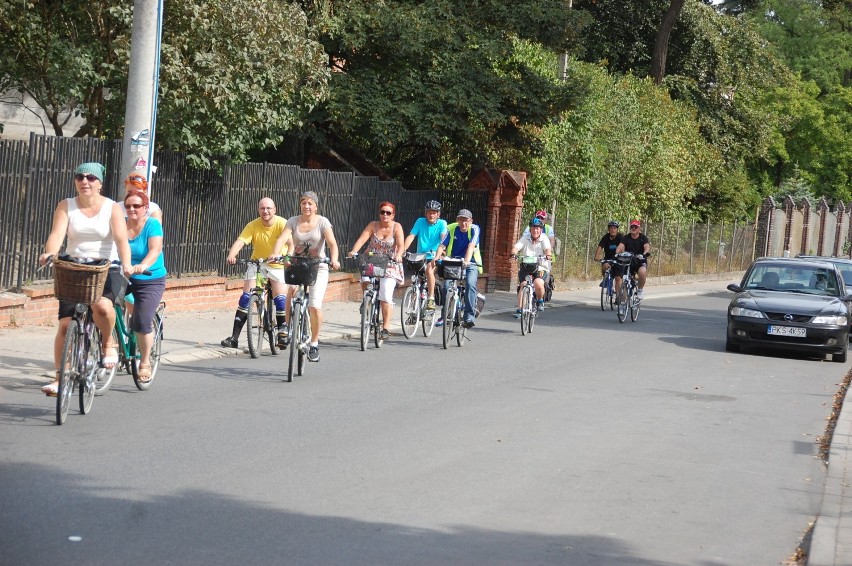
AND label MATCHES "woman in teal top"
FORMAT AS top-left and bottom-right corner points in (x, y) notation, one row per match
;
(124, 189), (167, 382)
